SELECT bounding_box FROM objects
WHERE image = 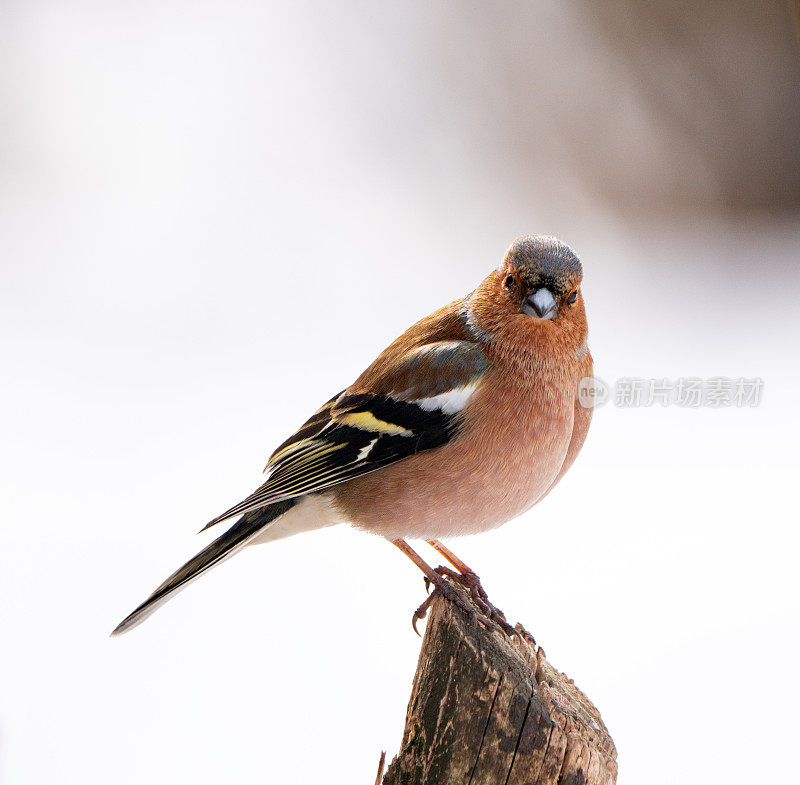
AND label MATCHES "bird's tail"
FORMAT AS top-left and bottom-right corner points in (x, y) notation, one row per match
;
(111, 499), (296, 636)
